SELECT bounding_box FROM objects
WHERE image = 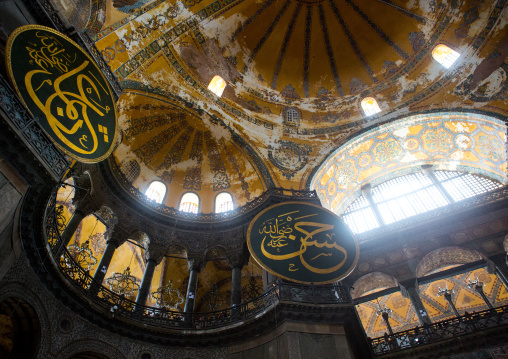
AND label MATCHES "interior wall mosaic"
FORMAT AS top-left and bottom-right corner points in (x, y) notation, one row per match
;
(311, 112), (508, 214)
(356, 268), (508, 339)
